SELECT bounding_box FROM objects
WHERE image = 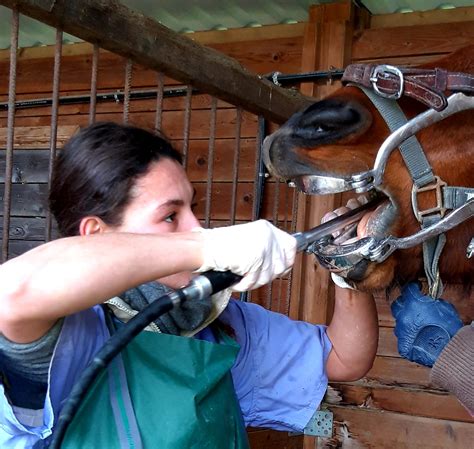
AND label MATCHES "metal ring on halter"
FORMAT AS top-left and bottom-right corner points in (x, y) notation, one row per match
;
(369, 65), (404, 100)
